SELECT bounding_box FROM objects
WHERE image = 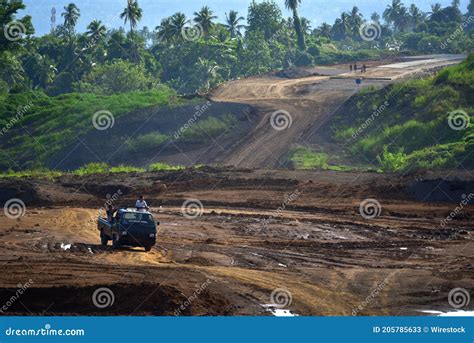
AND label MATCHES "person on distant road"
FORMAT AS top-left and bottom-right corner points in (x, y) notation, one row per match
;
(135, 196), (149, 212)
